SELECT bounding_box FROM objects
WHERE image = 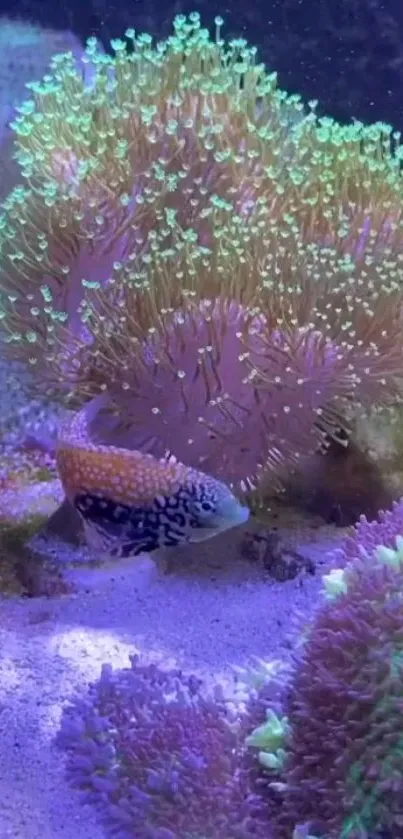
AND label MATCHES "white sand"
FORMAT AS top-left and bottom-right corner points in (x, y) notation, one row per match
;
(0, 518), (344, 839)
